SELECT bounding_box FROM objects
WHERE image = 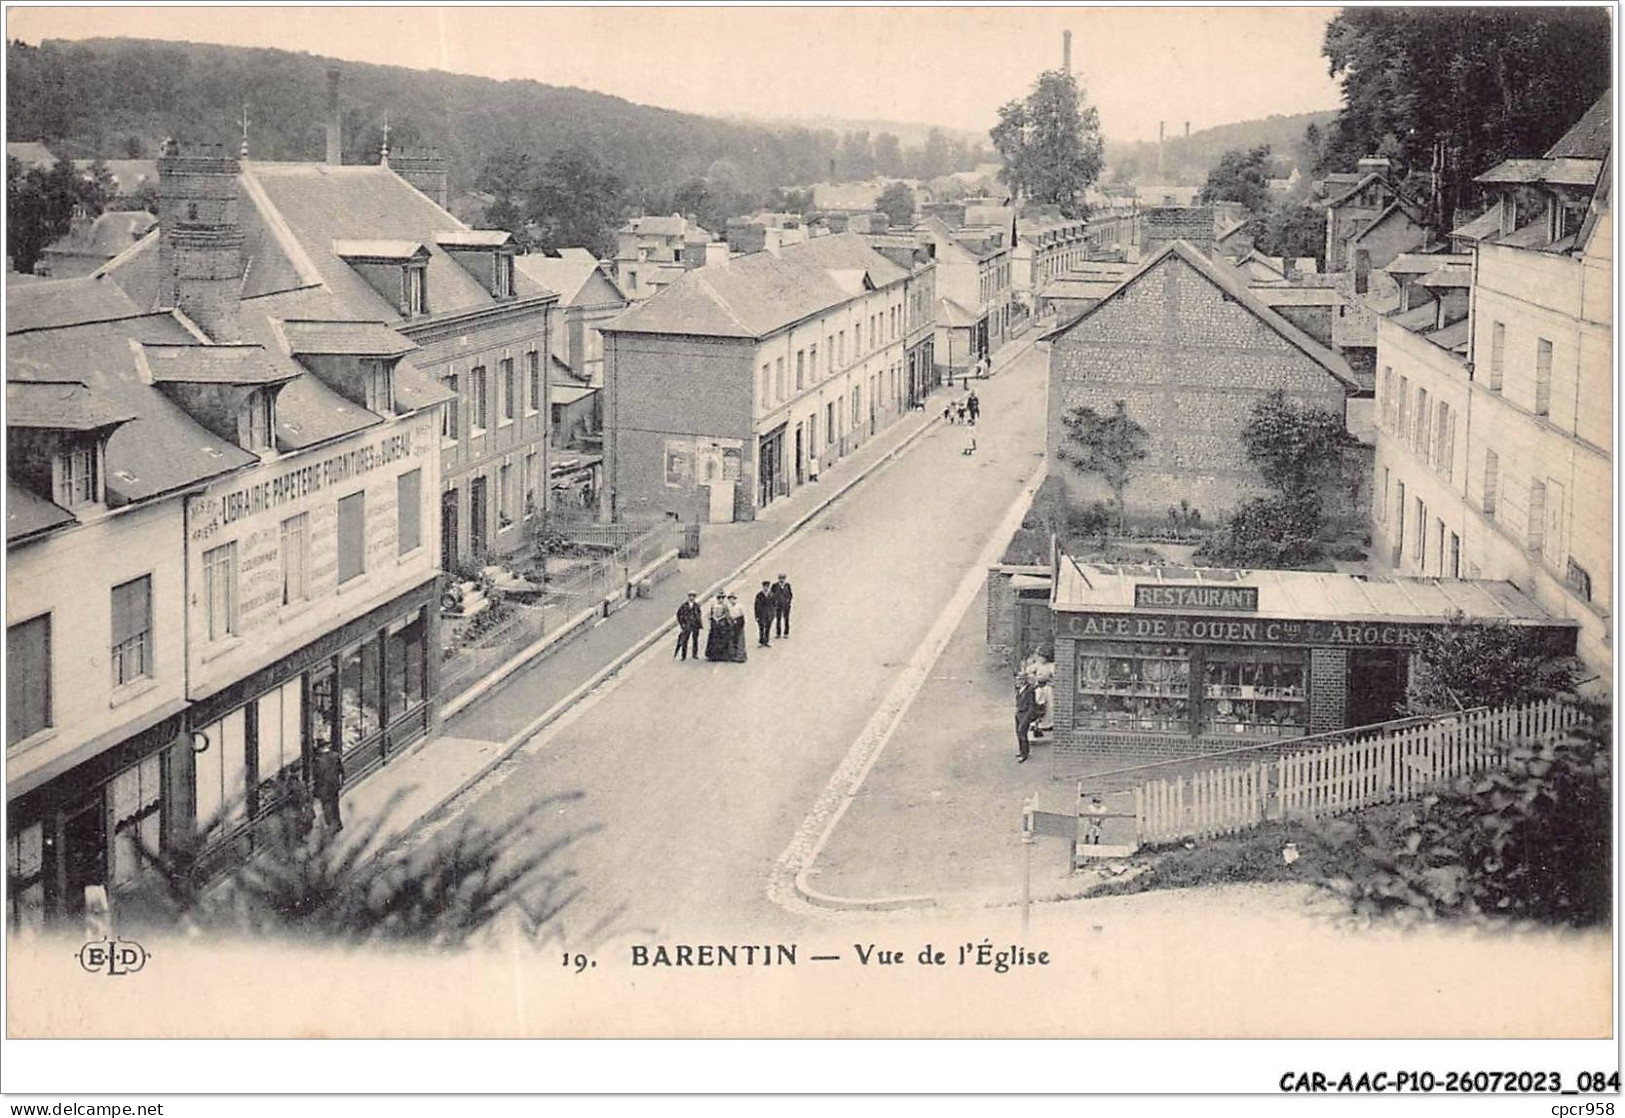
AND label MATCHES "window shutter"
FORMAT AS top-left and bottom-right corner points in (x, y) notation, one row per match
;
(6, 616), (50, 743)
(338, 492), (366, 583)
(398, 470), (422, 555)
